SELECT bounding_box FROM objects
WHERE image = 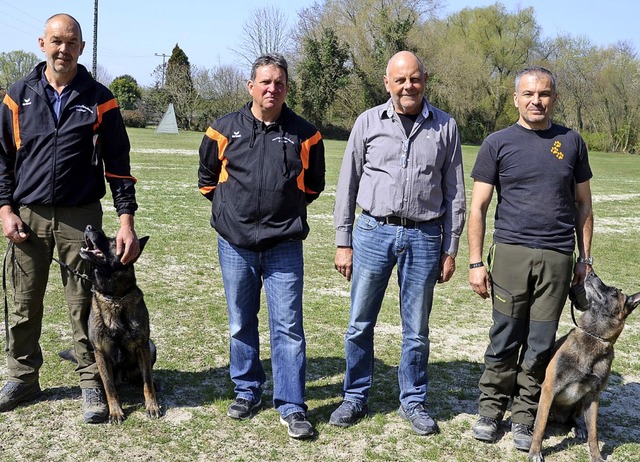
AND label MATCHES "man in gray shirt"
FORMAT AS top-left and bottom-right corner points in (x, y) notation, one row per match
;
(330, 51), (466, 435)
